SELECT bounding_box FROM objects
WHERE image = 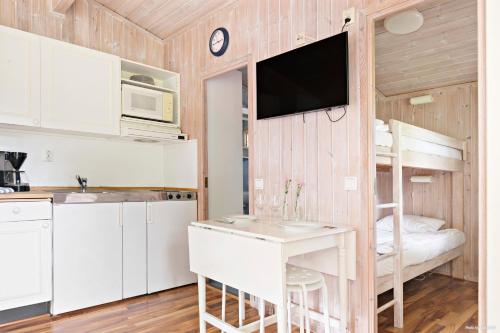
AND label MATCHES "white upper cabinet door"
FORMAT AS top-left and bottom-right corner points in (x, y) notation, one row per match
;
(41, 37), (121, 135)
(0, 26), (41, 127)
